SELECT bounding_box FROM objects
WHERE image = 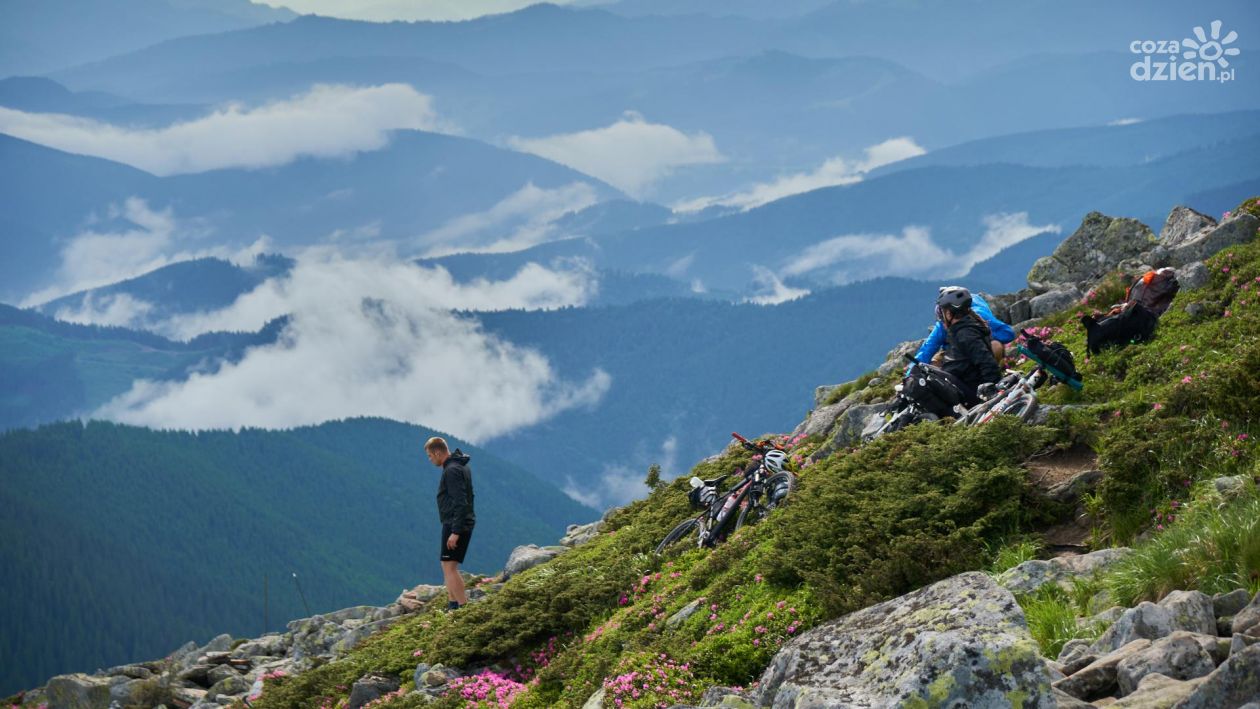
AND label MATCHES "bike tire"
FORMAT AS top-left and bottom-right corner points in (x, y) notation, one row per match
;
(733, 498), (763, 534)
(956, 398), (995, 426)
(654, 518), (700, 555)
(1013, 394), (1039, 423)
(763, 472), (795, 510)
